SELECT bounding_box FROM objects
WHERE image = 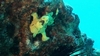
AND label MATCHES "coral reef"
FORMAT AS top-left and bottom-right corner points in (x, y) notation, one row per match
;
(0, 0), (100, 56)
